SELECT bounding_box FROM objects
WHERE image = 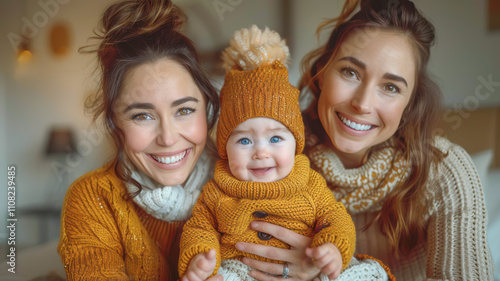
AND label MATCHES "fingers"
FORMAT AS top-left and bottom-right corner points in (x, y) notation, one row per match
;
(249, 221), (312, 249)
(306, 244), (342, 280)
(205, 249), (216, 262)
(182, 271), (204, 281)
(236, 242), (289, 263)
(242, 257), (285, 276)
(183, 251), (218, 281)
(197, 250), (217, 272)
(247, 269), (285, 281)
(205, 274), (223, 281)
